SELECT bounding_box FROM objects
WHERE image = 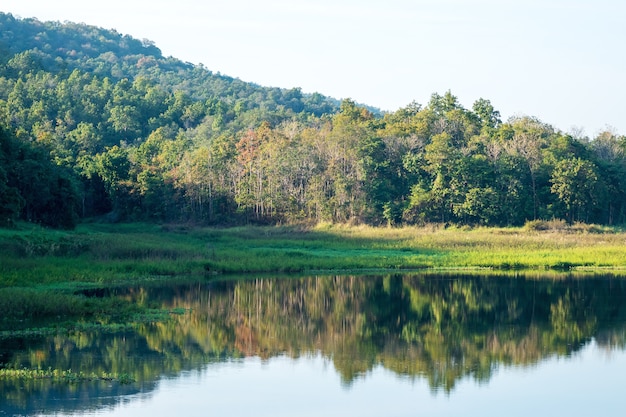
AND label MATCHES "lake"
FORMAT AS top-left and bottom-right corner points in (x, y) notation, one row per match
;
(2, 273), (626, 416)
